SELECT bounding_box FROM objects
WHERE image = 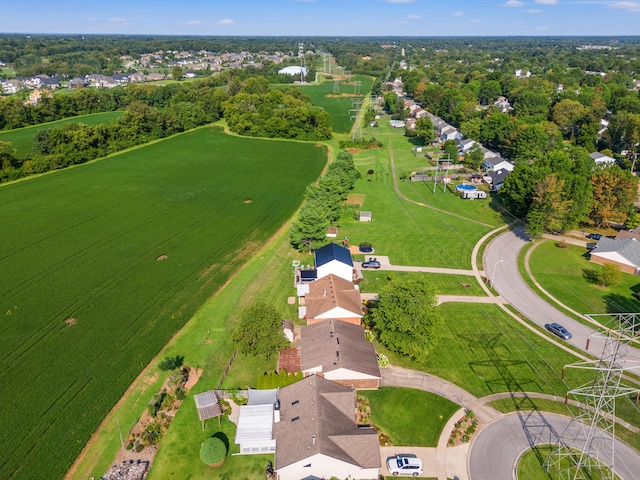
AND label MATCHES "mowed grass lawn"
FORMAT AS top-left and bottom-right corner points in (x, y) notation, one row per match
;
(0, 127), (326, 480)
(359, 270), (486, 297)
(338, 140), (495, 269)
(368, 120), (507, 227)
(361, 387), (459, 447)
(377, 303), (593, 399)
(0, 111), (124, 157)
(528, 241), (640, 315)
